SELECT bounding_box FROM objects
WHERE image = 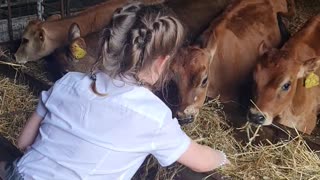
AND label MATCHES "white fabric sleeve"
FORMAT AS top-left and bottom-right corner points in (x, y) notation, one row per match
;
(151, 113), (191, 167)
(35, 87), (53, 118)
